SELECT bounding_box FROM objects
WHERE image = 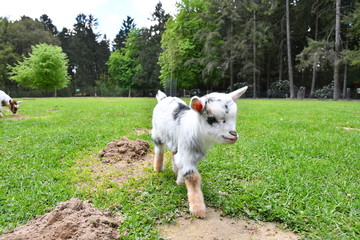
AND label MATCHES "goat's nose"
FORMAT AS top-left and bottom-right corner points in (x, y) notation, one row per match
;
(229, 131), (237, 137)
